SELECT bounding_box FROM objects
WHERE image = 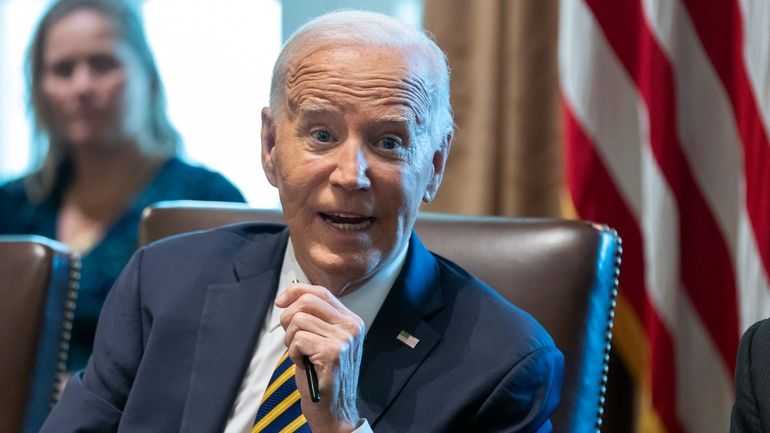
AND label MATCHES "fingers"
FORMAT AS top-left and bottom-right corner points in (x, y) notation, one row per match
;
(276, 283), (364, 429)
(279, 292), (348, 330)
(285, 326), (359, 365)
(282, 312), (364, 368)
(277, 283), (363, 340)
(275, 282), (343, 310)
(276, 281), (364, 376)
(283, 312), (337, 354)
